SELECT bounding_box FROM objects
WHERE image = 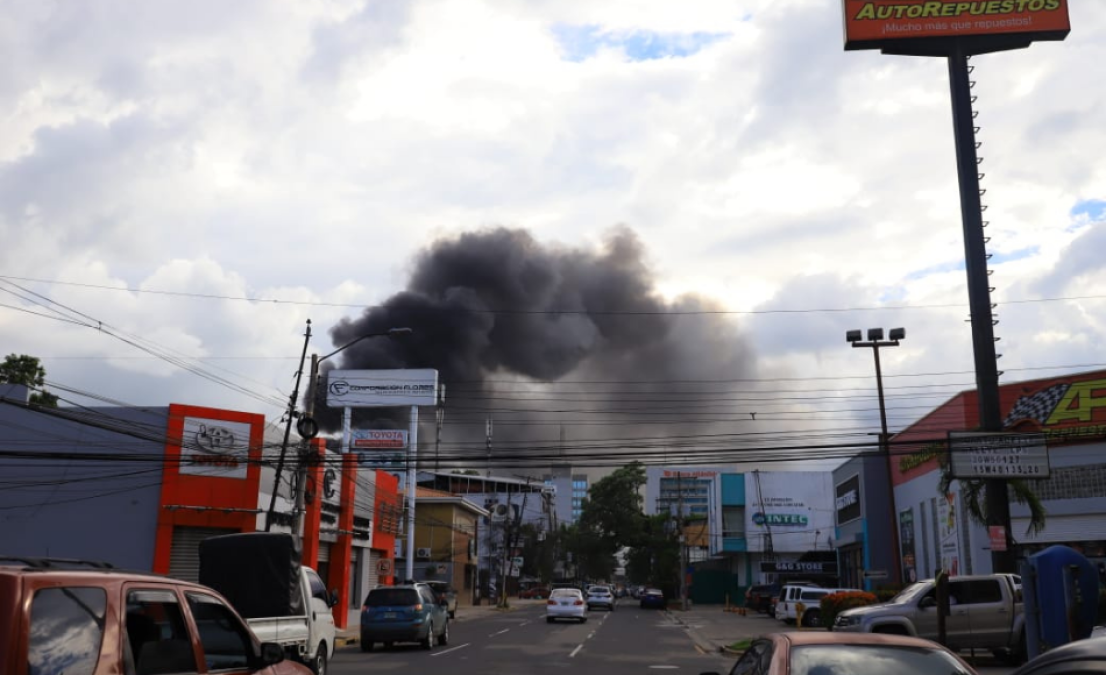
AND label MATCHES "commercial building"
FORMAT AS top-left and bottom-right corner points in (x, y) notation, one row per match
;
(831, 455), (897, 590)
(891, 369), (1106, 580)
(645, 466), (838, 601)
(0, 384), (401, 628)
(544, 465), (588, 525)
(415, 471), (555, 597)
(404, 486), (487, 604)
